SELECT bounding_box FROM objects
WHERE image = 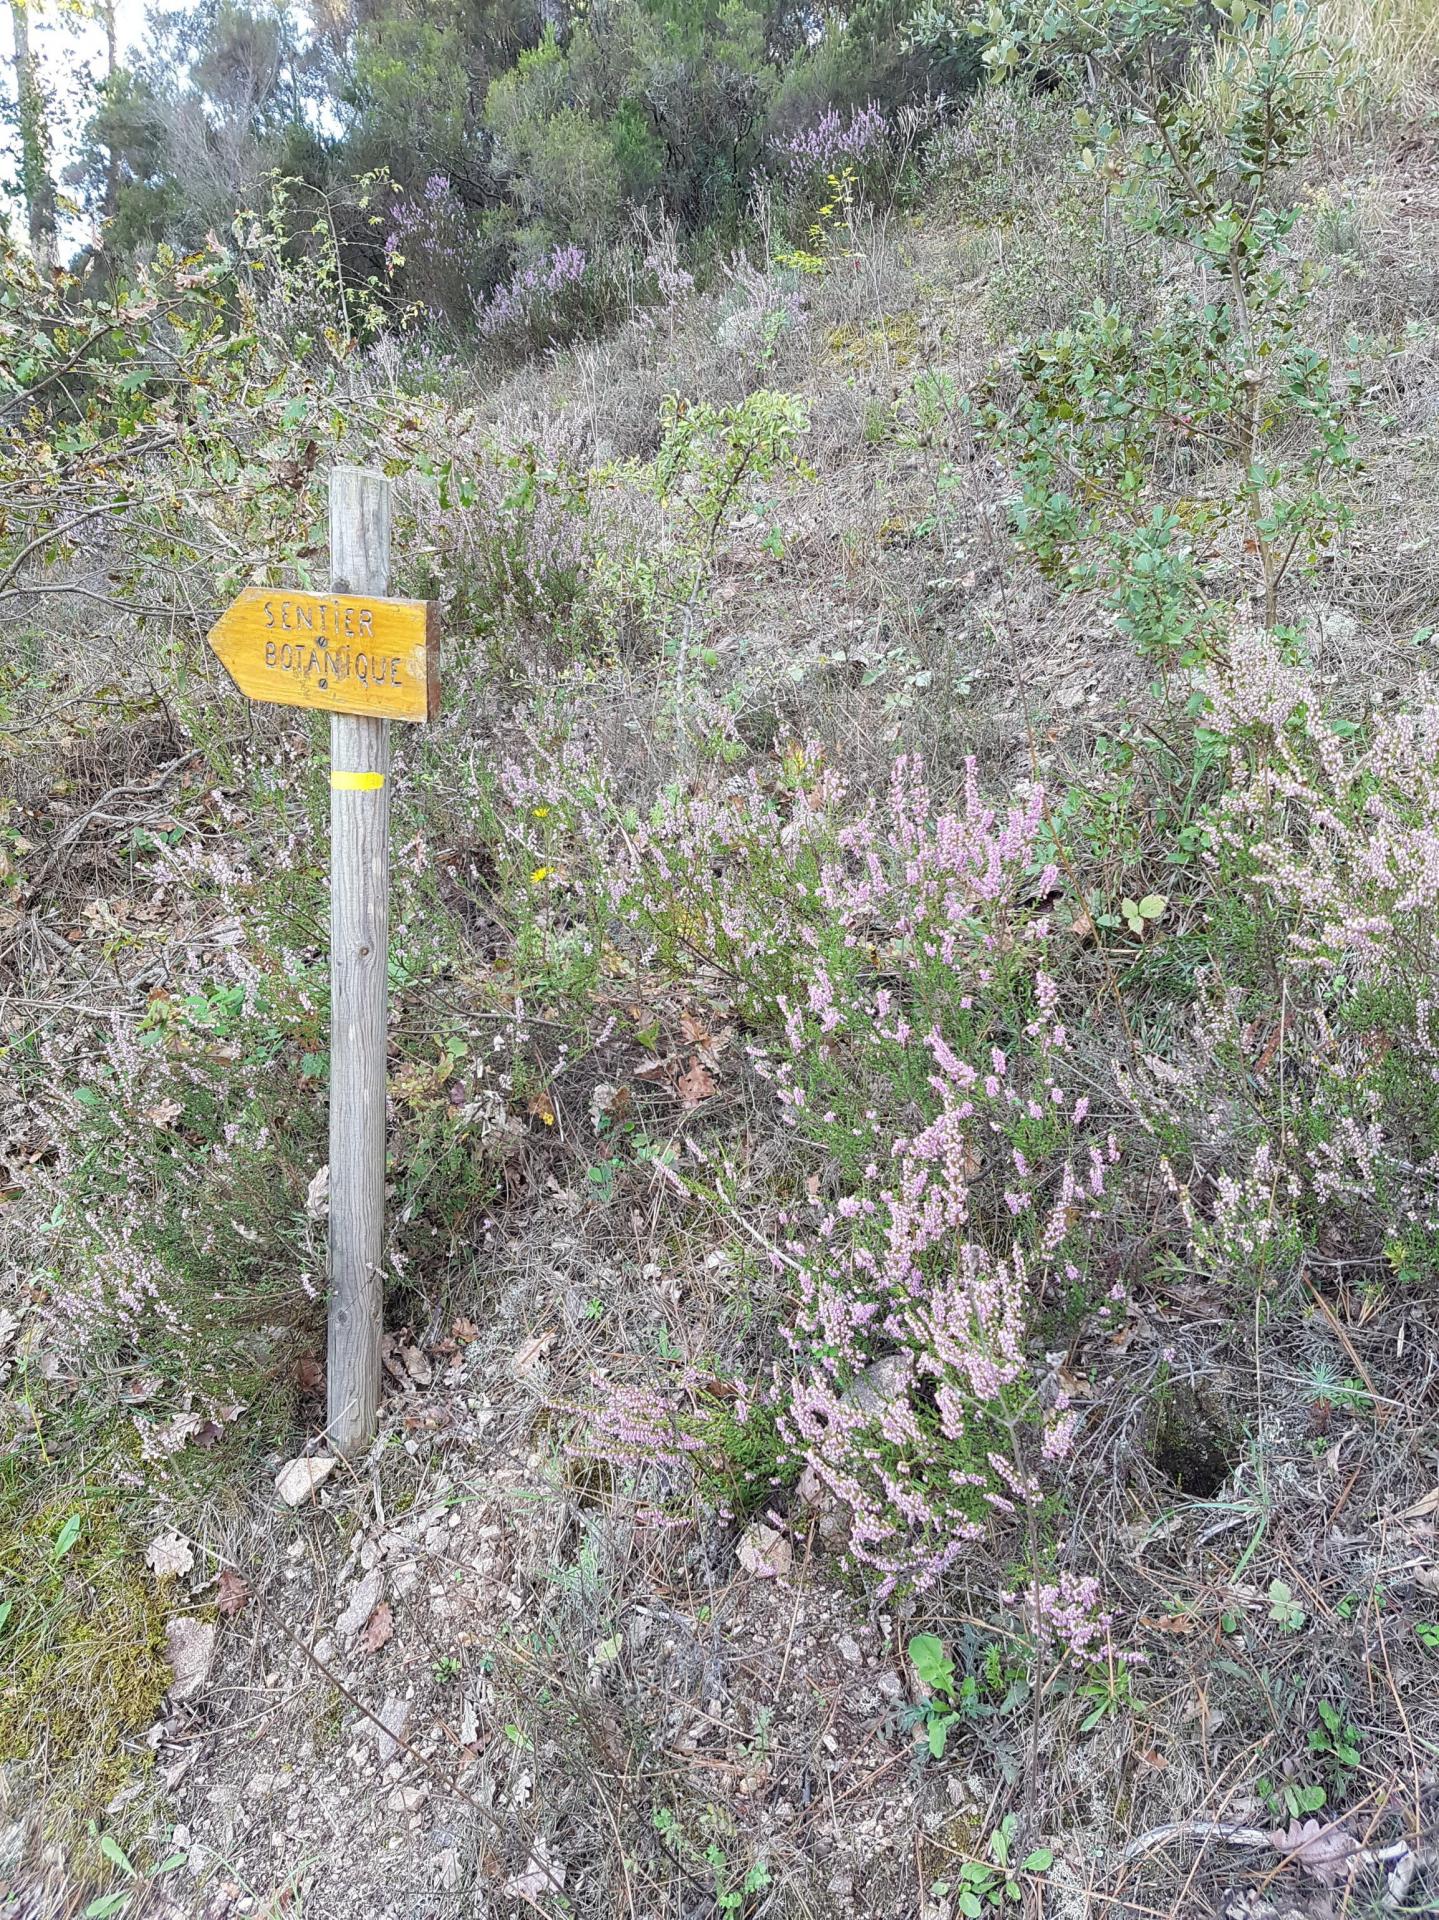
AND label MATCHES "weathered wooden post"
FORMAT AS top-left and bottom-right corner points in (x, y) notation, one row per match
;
(326, 467), (391, 1452)
(207, 467), (439, 1455)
